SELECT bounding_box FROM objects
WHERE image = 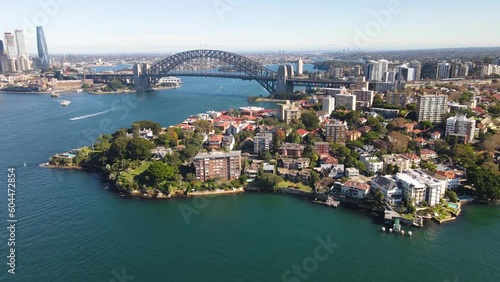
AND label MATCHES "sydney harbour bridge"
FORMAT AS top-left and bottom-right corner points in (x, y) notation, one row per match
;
(84, 49), (352, 94)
